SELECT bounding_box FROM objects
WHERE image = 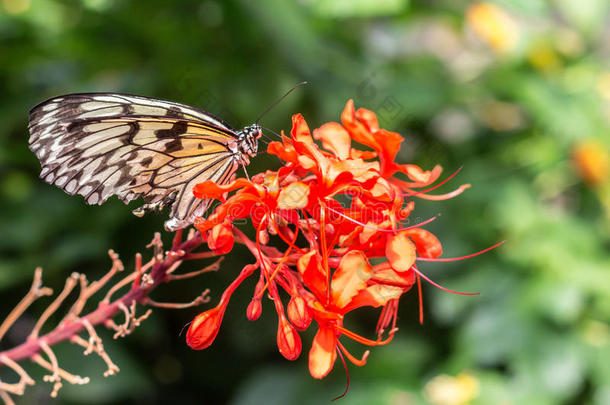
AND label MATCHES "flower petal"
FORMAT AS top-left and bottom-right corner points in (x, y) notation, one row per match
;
(309, 326), (337, 379)
(193, 178), (252, 201)
(372, 129), (403, 173)
(404, 228), (442, 258)
(341, 99), (379, 150)
(395, 164), (443, 187)
(267, 139), (298, 163)
(350, 148), (377, 160)
(291, 113), (314, 144)
(341, 100), (405, 175)
(386, 232), (416, 272)
(370, 261), (416, 288)
(297, 251), (327, 300)
(313, 122), (351, 159)
(327, 159), (379, 185)
(278, 181), (310, 209)
(355, 107), (380, 132)
(341, 284), (405, 313)
(330, 251), (373, 309)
